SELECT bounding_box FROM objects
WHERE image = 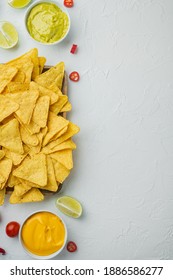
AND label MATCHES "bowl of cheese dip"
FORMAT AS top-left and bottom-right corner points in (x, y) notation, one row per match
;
(19, 210), (67, 259)
(24, 0), (70, 45)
